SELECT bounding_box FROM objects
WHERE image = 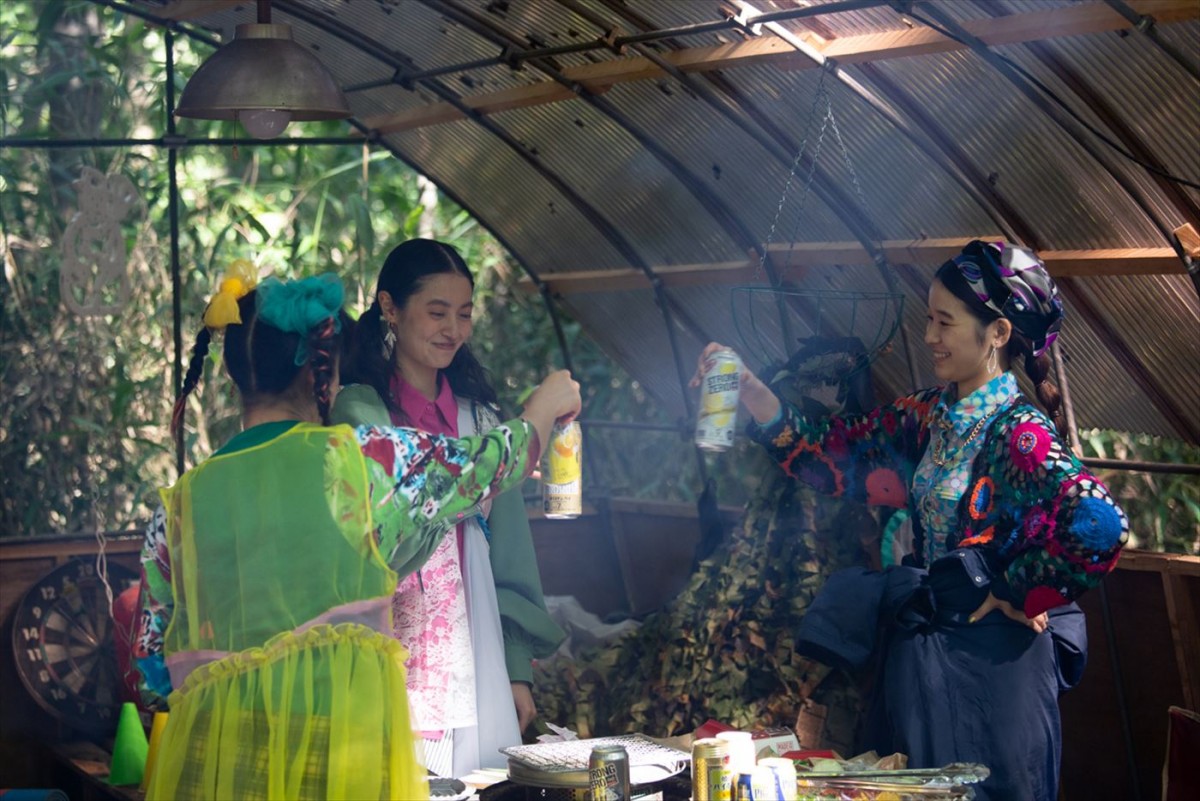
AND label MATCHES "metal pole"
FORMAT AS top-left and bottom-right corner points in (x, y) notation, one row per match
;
(166, 29), (184, 477)
(0, 135), (367, 149)
(1098, 580), (1142, 801)
(1051, 342), (1082, 456)
(538, 283), (574, 375)
(1081, 457), (1200, 475)
(339, 0), (888, 92)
